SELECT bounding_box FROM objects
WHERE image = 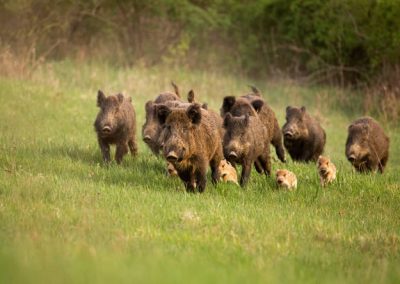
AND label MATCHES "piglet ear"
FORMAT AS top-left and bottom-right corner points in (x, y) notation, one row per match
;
(286, 106), (291, 113)
(301, 106), (306, 113)
(97, 90), (105, 107)
(117, 93), (124, 104)
(223, 113), (233, 128)
(201, 103), (208, 110)
(221, 96), (236, 115)
(187, 103), (202, 125)
(156, 105), (171, 125)
(251, 99), (264, 113)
